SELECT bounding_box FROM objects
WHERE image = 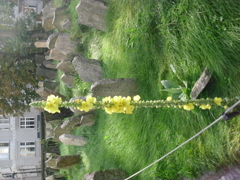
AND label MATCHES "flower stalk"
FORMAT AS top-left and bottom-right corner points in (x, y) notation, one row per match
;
(30, 95), (239, 114)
